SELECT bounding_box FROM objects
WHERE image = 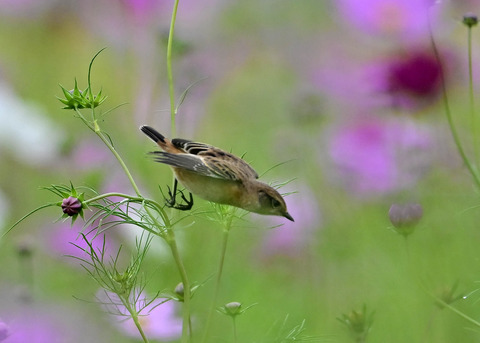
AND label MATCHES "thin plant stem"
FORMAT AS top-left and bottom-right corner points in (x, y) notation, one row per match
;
(125, 302), (150, 343)
(201, 215), (234, 343)
(95, 124), (143, 197)
(467, 26), (478, 163)
(165, 1), (193, 340)
(165, 229), (192, 343)
(232, 317), (238, 343)
(431, 296), (480, 328)
(167, 0), (180, 138)
(429, 17), (480, 189)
